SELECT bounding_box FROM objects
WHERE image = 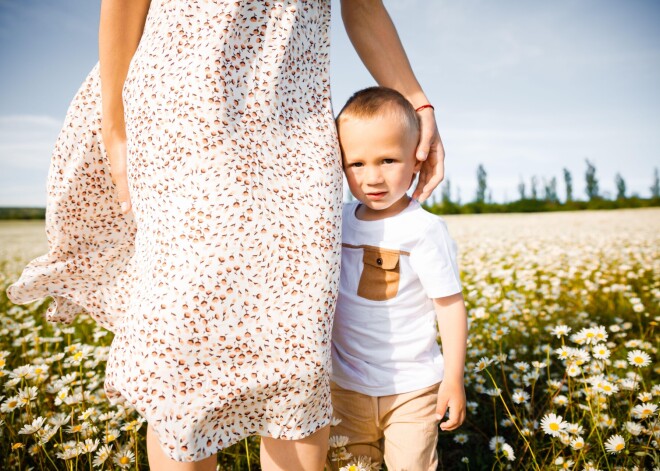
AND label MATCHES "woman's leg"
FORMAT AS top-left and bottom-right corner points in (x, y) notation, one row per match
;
(260, 424), (331, 471)
(147, 424), (217, 471)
